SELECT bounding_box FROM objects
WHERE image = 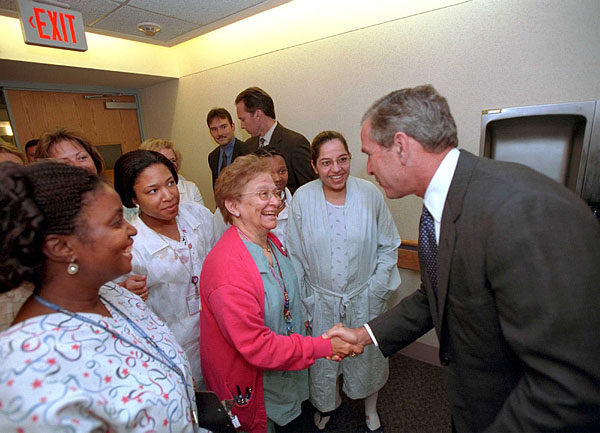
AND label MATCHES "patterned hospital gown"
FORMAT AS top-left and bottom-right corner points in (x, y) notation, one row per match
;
(0, 284), (198, 432)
